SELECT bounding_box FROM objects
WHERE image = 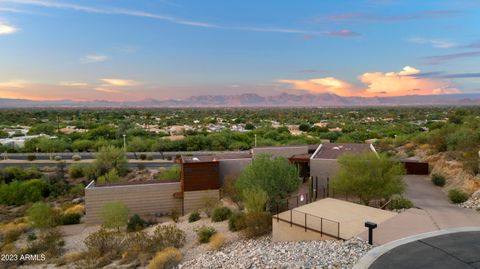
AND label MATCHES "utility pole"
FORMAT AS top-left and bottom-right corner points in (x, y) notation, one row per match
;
(123, 134), (127, 151)
(254, 134), (257, 148)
